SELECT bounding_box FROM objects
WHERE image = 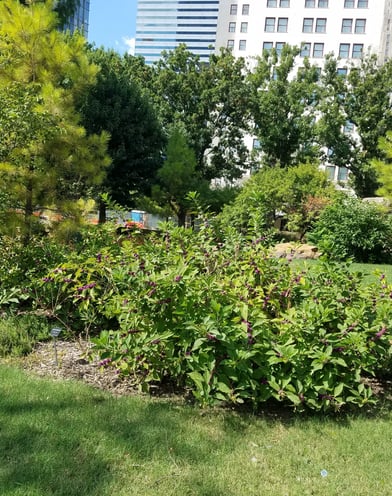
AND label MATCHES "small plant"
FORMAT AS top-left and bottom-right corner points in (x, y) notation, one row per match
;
(0, 313), (49, 357)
